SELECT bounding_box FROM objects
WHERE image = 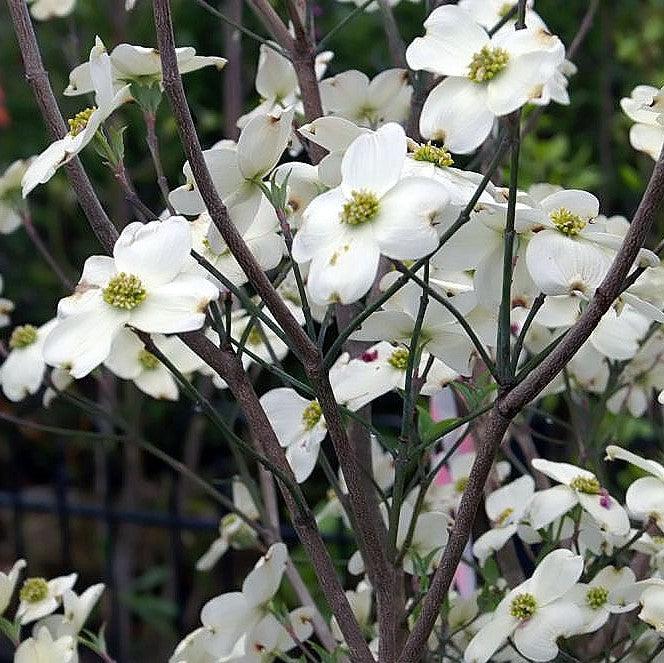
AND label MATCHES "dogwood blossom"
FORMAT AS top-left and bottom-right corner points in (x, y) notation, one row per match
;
(621, 85), (664, 160)
(406, 5), (564, 152)
(292, 123), (450, 304)
(22, 38), (132, 196)
(0, 159), (27, 234)
(464, 549), (585, 663)
(43, 217), (218, 378)
(64, 43), (226, 97)
(14, 627), (75, 663)
(0, 559), (25, 615)
(319, 69), (412, 128)
(16, 573), (77, 625)
(199, 543), (288, 656)
(0, 319), (57, 401)
(529, 458), (630, 535)
(27, 0), (75, 21)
